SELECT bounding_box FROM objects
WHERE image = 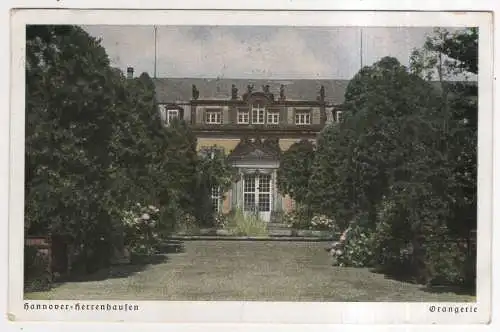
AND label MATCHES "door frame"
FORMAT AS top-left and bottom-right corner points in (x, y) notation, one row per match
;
(242, 173), (272, 222)
(233, 161), (279, 223)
